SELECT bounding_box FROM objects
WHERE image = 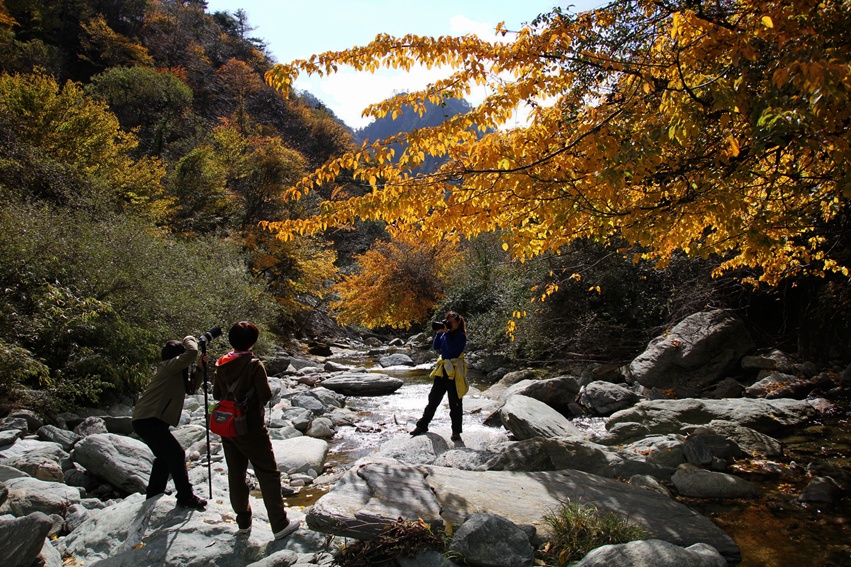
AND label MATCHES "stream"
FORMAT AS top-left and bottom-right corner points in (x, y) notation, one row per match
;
(285, 349), (850, 566)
